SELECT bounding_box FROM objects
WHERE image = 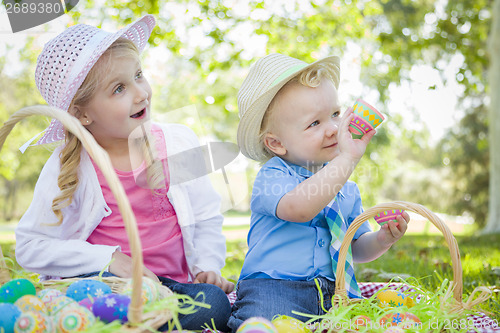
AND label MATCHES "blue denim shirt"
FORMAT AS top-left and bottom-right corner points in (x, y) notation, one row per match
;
(239, 156), (371, 282)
